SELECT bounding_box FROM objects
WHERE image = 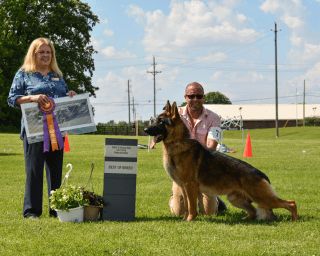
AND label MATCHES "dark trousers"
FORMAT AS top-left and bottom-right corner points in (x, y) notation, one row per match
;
(23, 134), (64, 217)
